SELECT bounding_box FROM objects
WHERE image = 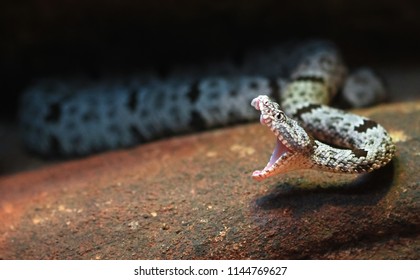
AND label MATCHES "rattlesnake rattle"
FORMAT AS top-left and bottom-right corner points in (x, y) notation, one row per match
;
(19, 40), (393, 170)
(251, 45), (395, 180)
